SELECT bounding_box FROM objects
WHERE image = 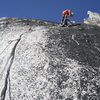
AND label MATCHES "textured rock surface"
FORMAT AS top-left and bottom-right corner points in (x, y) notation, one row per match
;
(0, 17), (100, 100)
(84, 11), (100, 27)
